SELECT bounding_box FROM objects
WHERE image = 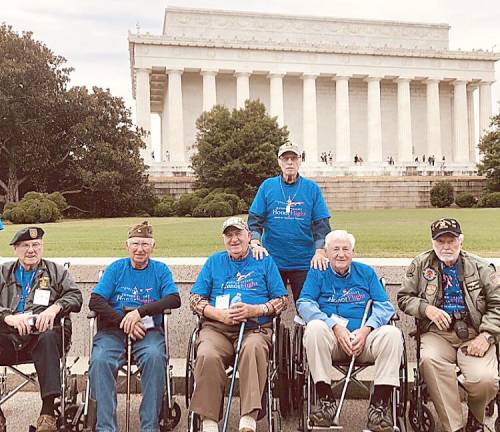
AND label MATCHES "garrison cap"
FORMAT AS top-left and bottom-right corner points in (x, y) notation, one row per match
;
(10, 226), (45, 245)
(128, 221), (153, 239)
(222, 217), (249, 234)
(431, 218), (462, 240)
